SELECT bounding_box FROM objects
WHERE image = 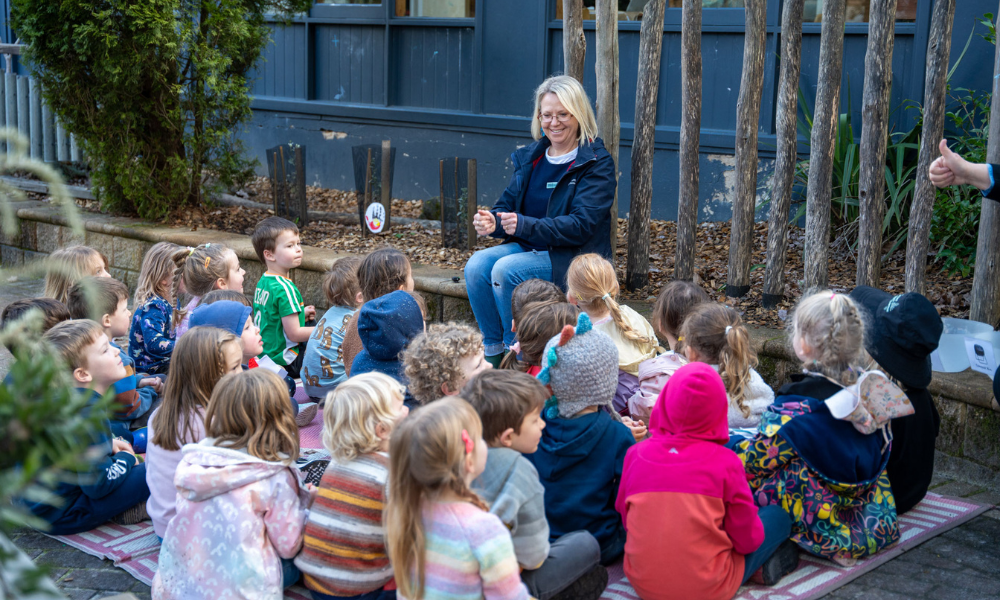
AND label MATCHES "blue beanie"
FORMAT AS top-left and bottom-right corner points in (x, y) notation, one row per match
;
(189, 300), (252, 337)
